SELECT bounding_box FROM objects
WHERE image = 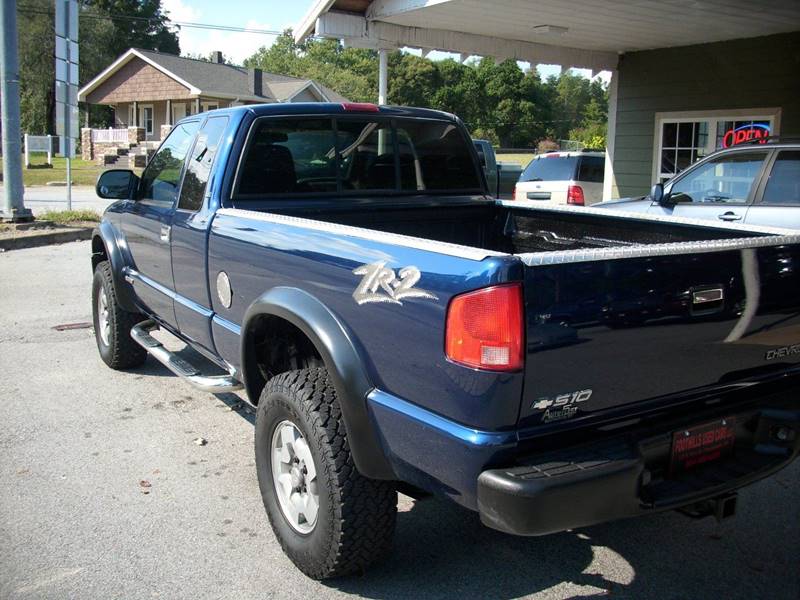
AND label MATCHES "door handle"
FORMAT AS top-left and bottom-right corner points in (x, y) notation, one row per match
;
(718, 212), (742, 222)
(160, 224), (171, 242)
